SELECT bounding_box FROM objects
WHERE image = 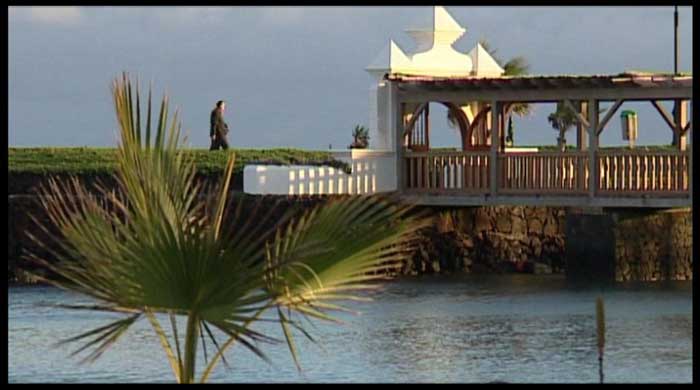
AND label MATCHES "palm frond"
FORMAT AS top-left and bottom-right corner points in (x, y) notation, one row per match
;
(264, 195), (430, 368)
(25, 72), (427, 383)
